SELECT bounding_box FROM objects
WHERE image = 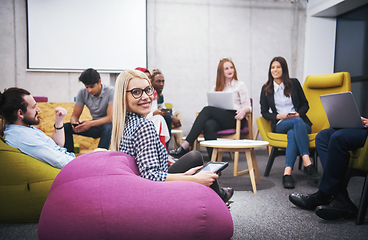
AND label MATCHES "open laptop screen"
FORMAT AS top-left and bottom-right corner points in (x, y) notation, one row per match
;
(320, 92), (364, 129)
